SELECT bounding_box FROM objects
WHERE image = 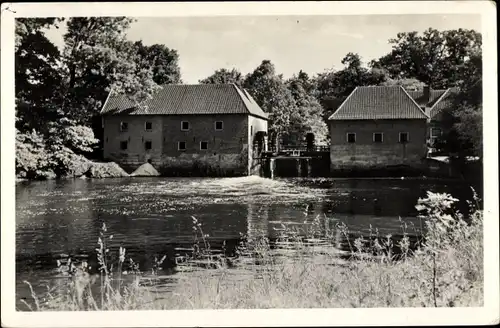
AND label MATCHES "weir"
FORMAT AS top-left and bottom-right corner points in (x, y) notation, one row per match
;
(256, 146), (330, 179)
